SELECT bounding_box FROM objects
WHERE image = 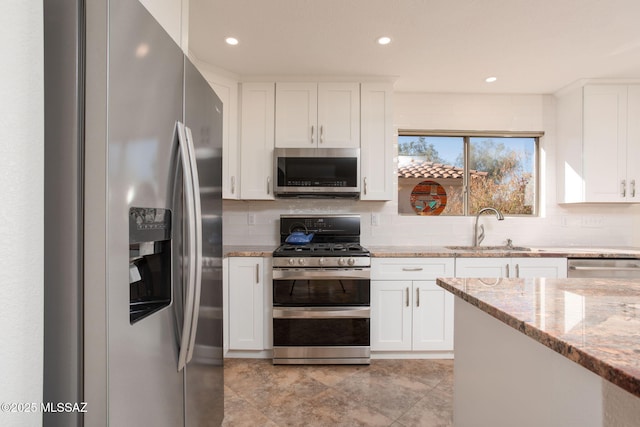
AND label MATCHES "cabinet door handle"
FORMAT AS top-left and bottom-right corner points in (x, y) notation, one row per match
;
(416, 288), (420, 307)
(515, 264), (520, 278)
(320, 125), (324, 144)
(632, 179), (636, 198)
(506, 264), (510, 278)
(406, 287), (409, 307)
(402, 267), (423, 271)
(231, 176), (235, 194)
(267, 176), (271, 195)
(363, 177), (368, 195)
(310, 125), (315, 144)
(621, 179), (626, 197)
(256, 264), (260, 284)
